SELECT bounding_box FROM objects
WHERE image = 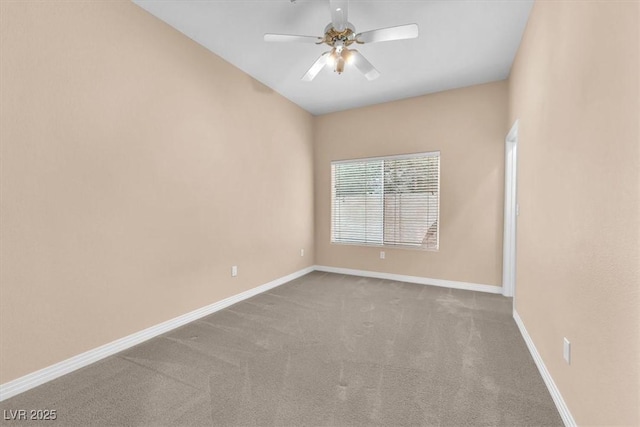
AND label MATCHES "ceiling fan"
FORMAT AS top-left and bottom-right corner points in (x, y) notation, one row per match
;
(264, 0), (419, 82)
